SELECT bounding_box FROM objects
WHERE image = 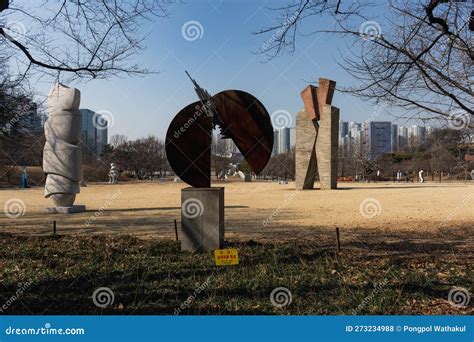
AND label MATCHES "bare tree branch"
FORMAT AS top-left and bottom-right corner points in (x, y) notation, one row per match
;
(0, 0), (177, 80)
(255, 0), (473, 124)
